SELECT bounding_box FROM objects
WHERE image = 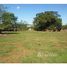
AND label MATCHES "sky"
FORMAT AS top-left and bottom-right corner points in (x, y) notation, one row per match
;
(4, 4), (67, 25)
